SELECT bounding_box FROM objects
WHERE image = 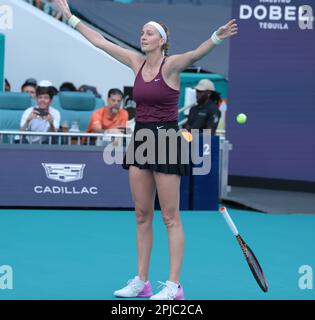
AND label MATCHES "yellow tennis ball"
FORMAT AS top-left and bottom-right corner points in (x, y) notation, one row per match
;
(236, 113), (247, 124)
